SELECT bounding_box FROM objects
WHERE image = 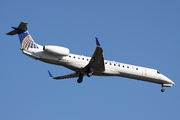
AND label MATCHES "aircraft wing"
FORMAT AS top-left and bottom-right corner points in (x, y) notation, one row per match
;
(48, 38), (105, 80)
(84, 38), (105, 72)
(48, 70), (79, 80)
